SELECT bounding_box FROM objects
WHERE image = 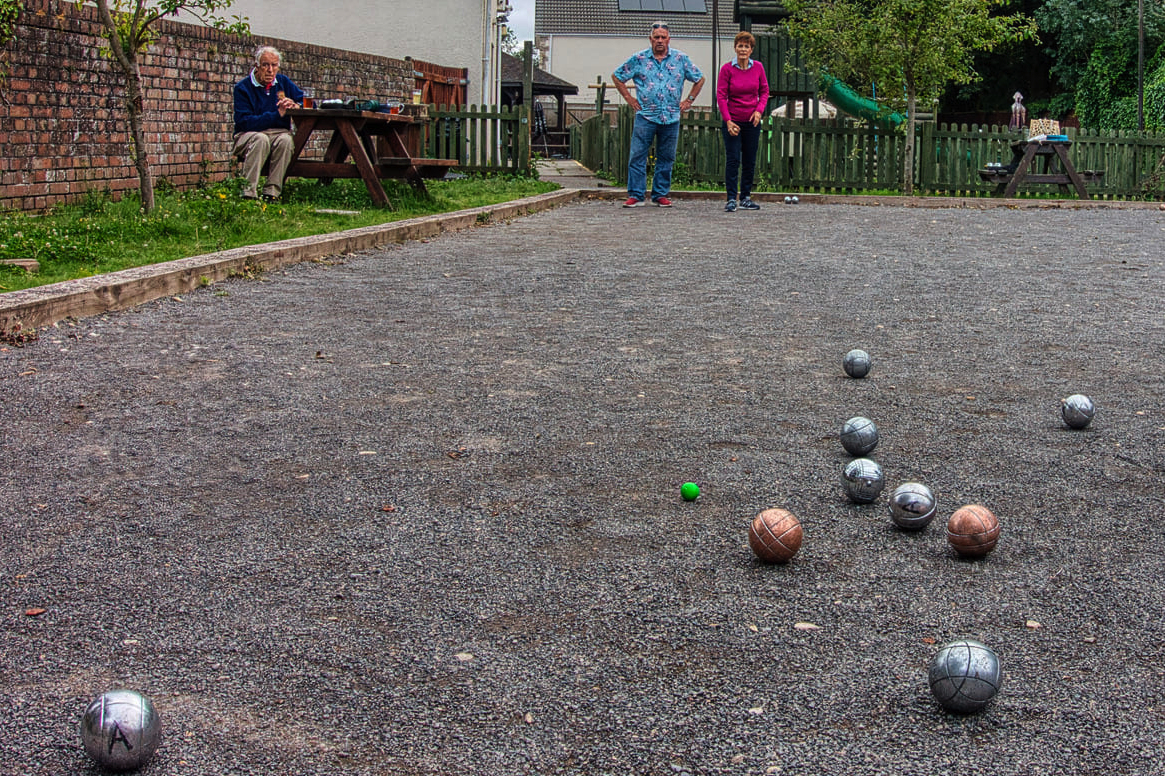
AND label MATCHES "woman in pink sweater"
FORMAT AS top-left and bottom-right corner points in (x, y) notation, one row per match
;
(716, 31), (769, 212)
